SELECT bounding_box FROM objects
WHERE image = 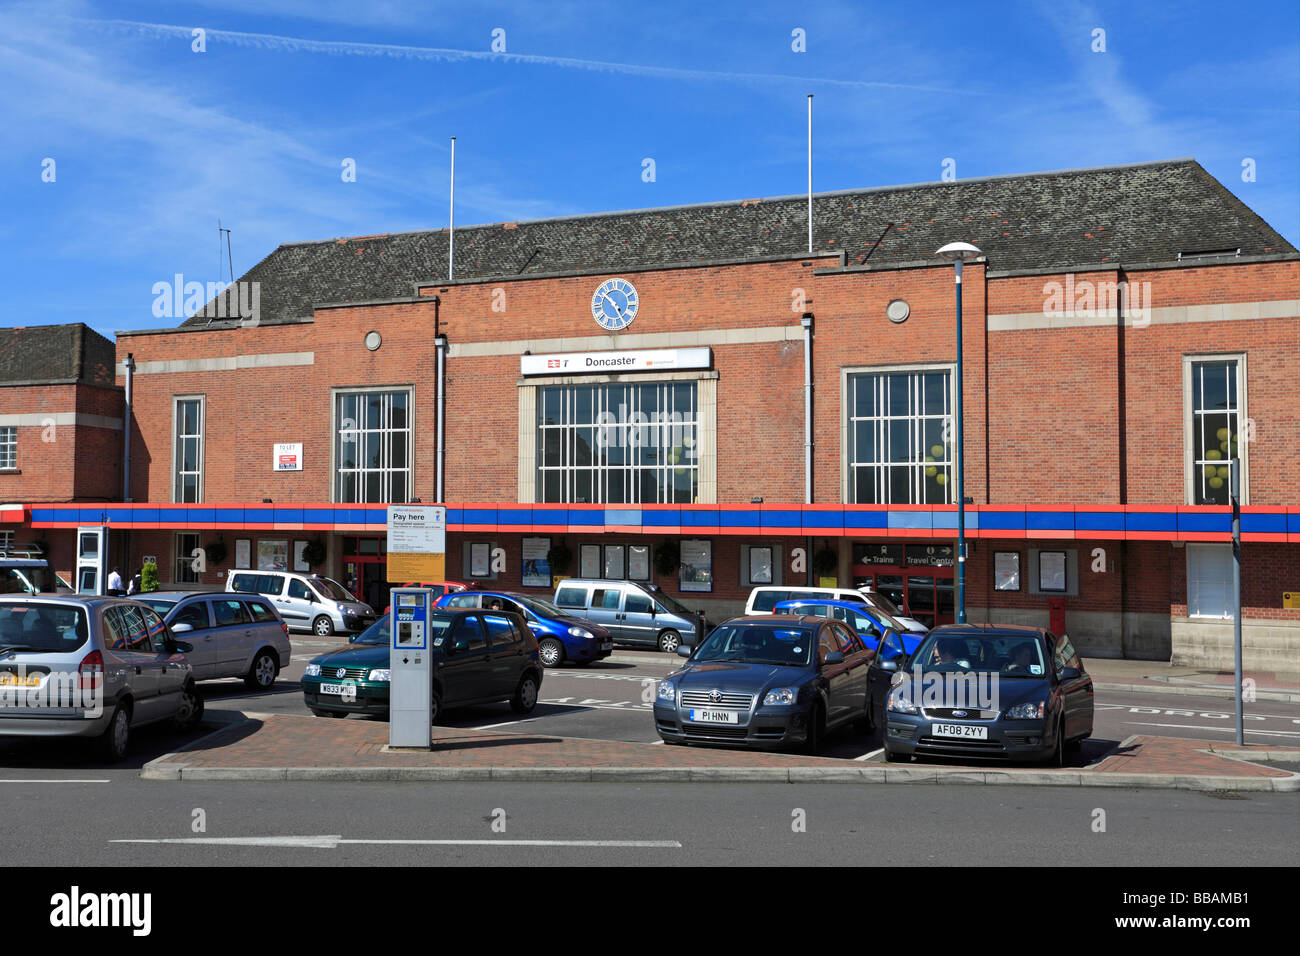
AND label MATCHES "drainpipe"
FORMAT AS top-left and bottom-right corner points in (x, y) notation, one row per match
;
(802, 312), (814, 583)
(435, 331), (447, 503)
(122, 353), (135, 502)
